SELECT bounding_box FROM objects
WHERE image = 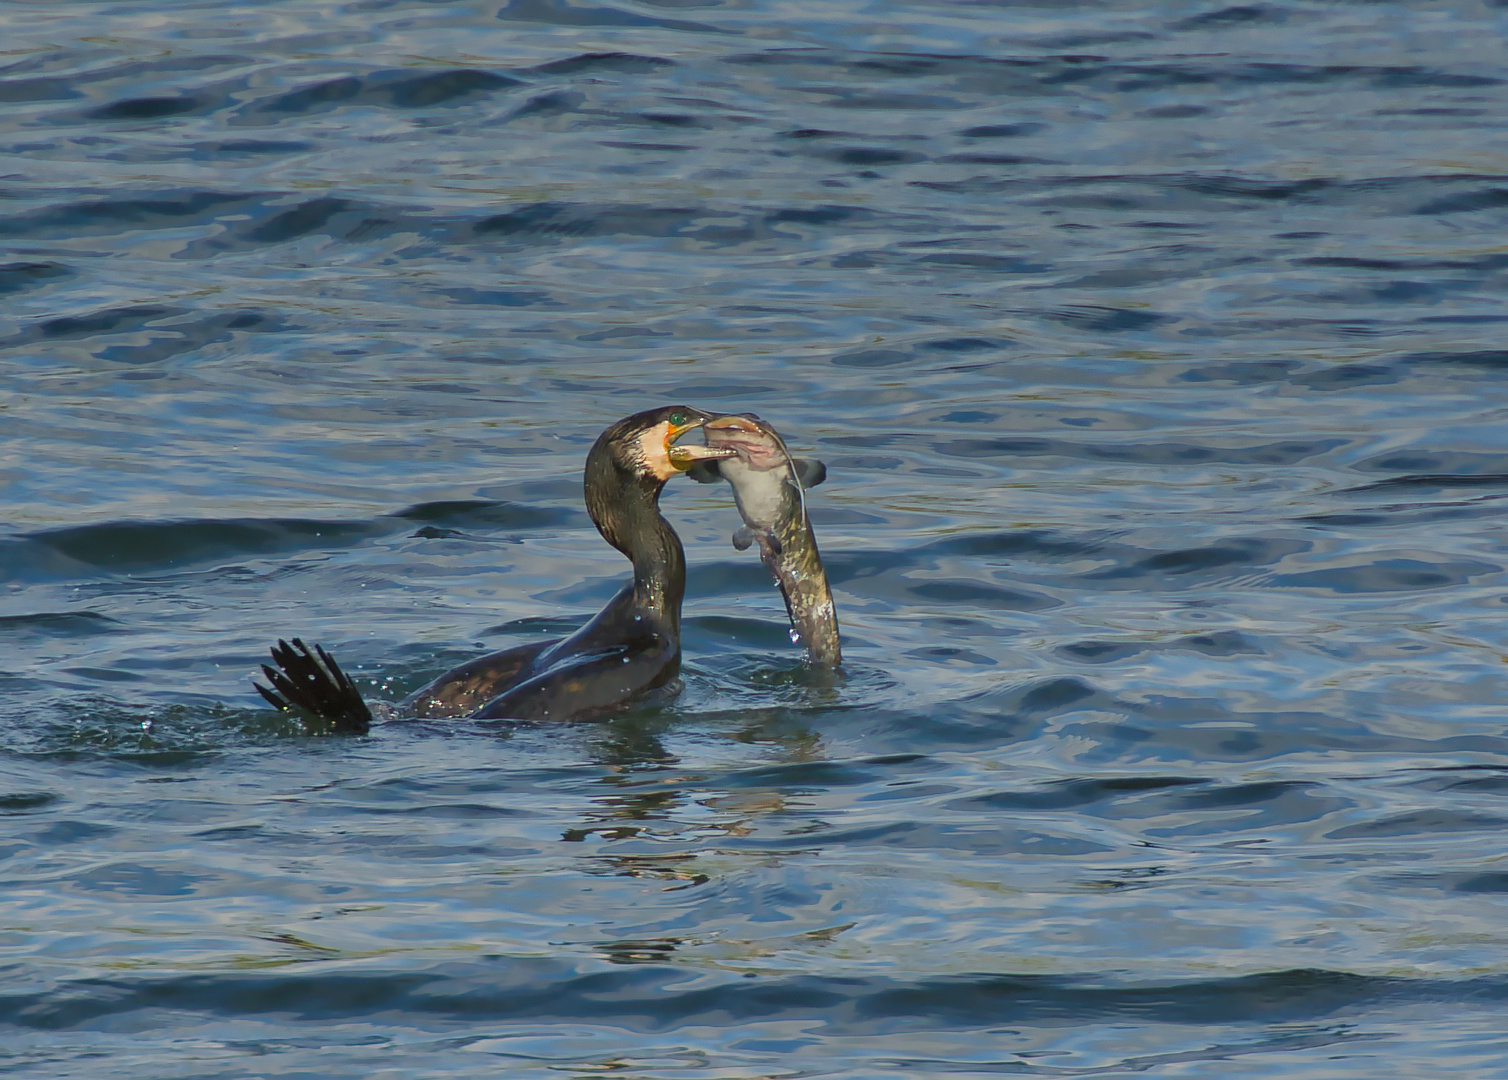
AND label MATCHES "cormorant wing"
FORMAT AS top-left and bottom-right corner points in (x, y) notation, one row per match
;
(402, 638), (556, 718)
(470, 634), (677, 722)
